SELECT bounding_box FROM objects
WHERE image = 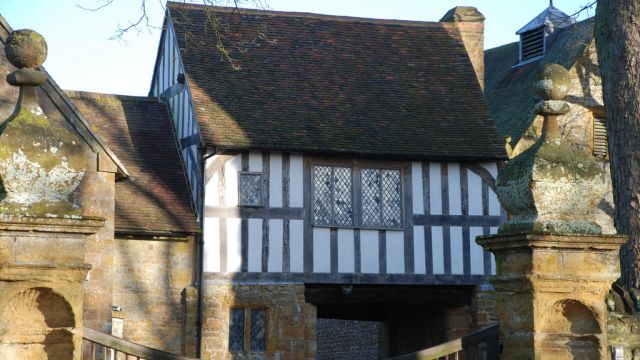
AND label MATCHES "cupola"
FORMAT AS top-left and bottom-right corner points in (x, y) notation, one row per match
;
(516, 2), (574, 64)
